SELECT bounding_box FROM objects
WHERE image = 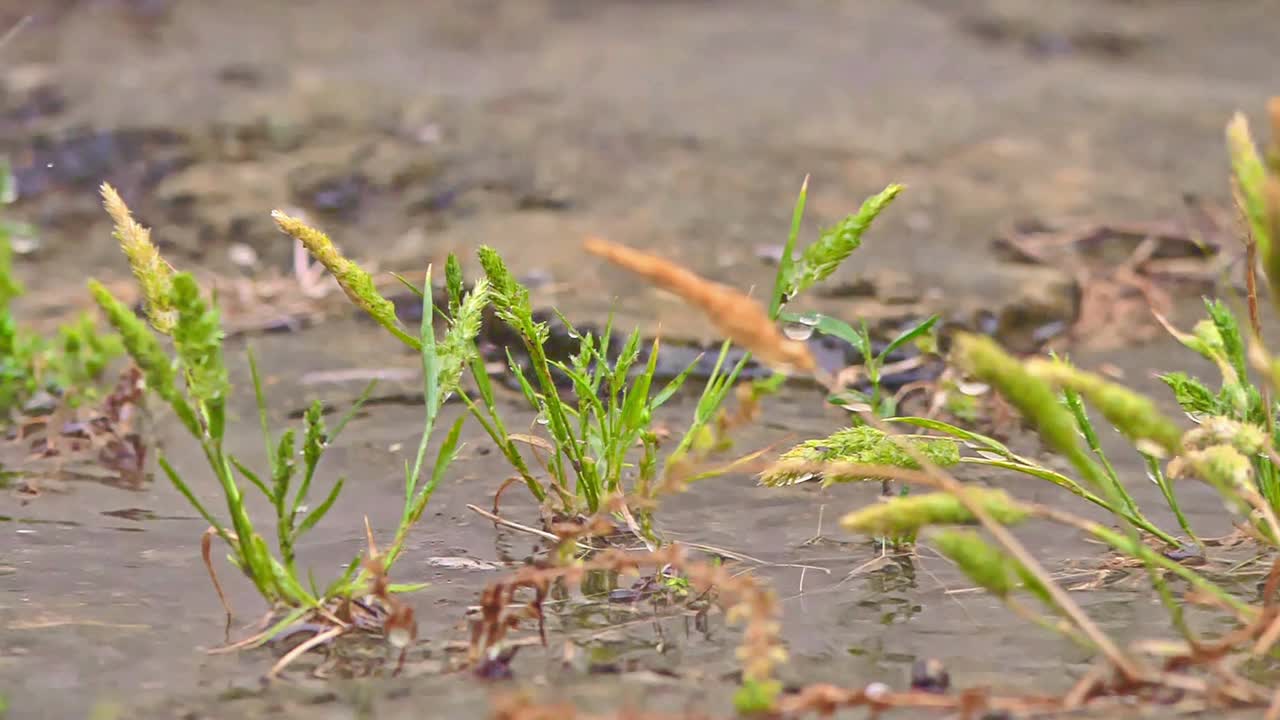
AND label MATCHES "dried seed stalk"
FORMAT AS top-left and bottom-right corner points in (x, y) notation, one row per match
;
(583, 236), (816, 374)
